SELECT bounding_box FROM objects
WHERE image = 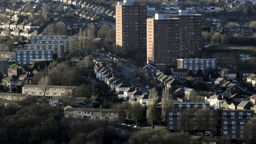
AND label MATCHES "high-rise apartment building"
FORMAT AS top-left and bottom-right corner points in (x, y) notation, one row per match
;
(147, 11), (202, 68)
(116, 0), (147, 53)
